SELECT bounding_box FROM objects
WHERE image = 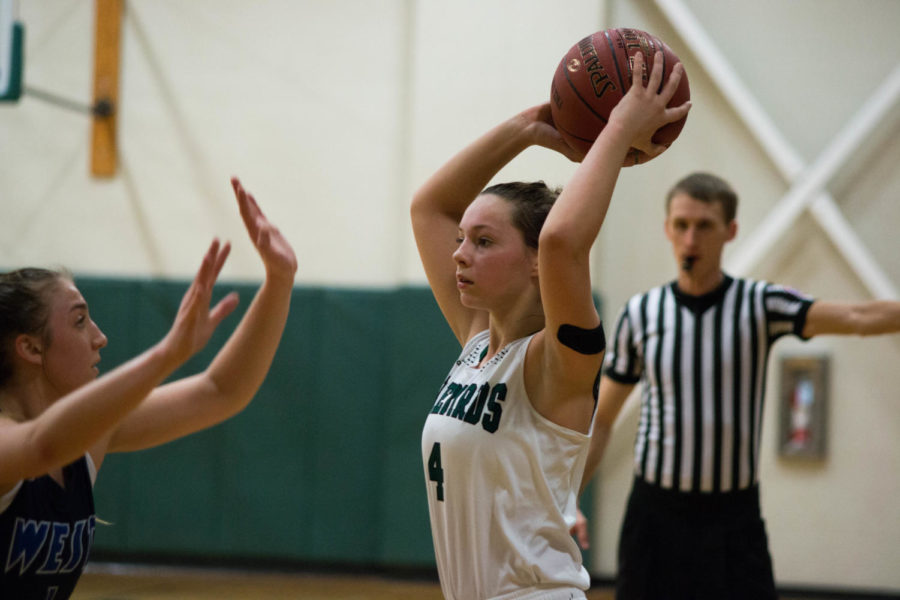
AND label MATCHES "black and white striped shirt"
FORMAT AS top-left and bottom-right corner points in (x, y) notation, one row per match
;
(605, 275), (813, 493)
